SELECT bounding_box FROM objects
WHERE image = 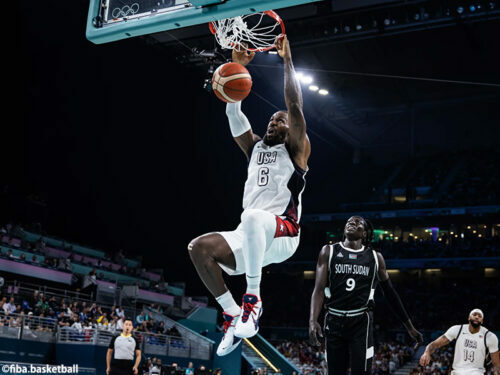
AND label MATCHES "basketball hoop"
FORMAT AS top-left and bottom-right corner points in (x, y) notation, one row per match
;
(209, 10), (285, 52)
